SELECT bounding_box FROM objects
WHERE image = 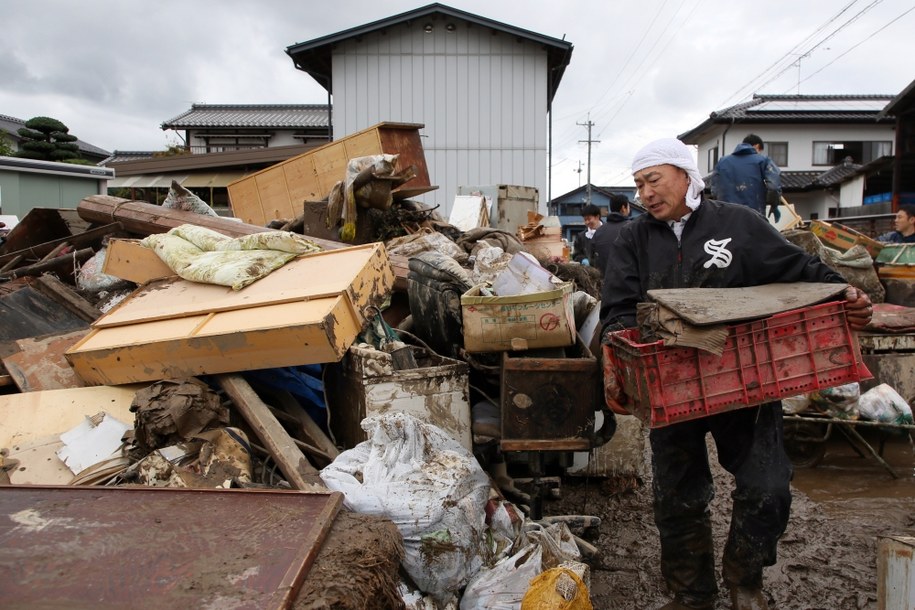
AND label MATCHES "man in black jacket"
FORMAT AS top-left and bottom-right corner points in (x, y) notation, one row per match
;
(591, 193), (631, 276)
(572, 203), (602, 265)
(600, 138), (872, 610)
